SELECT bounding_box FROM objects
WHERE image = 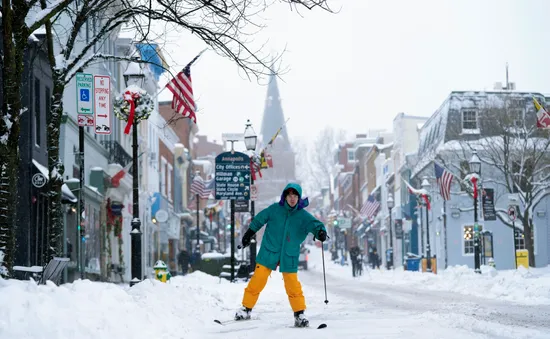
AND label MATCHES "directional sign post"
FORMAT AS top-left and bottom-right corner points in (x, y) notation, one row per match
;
(215, 151), (250, 282)
(76, 73), (94, 115)
(214, 151), (251, 201)
(94, 75), (111, 135)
